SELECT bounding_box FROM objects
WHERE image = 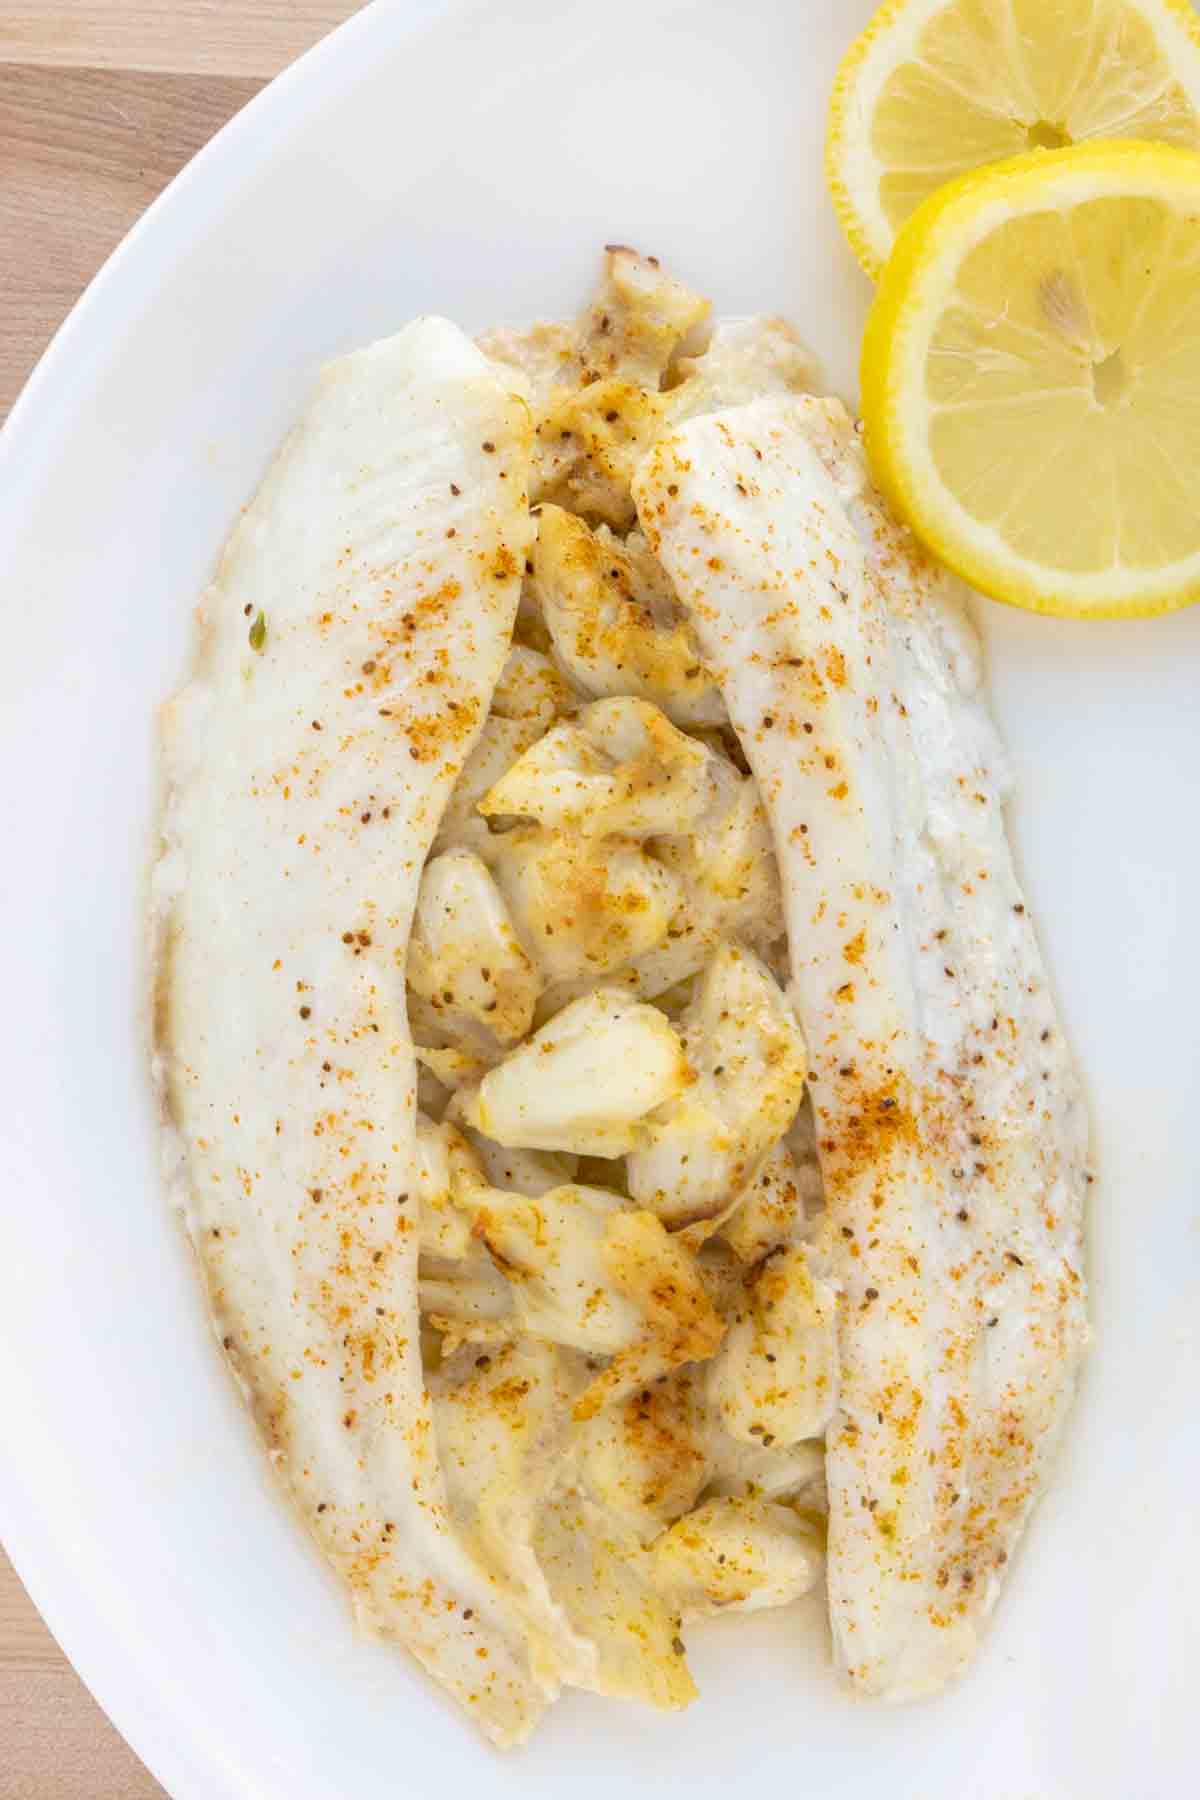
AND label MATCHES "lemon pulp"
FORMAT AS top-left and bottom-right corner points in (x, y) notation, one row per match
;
(829, 0), (1200, 272)
(862, 142), (1200, 616)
